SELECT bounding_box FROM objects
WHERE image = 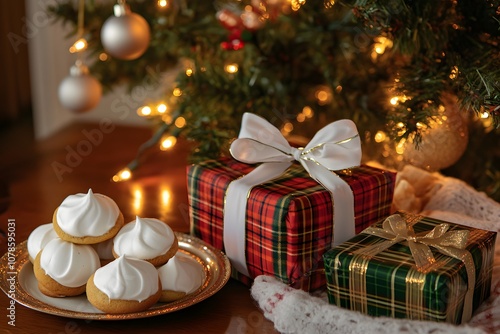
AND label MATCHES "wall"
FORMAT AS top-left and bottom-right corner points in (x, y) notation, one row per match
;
(1, 1), (31, 123)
